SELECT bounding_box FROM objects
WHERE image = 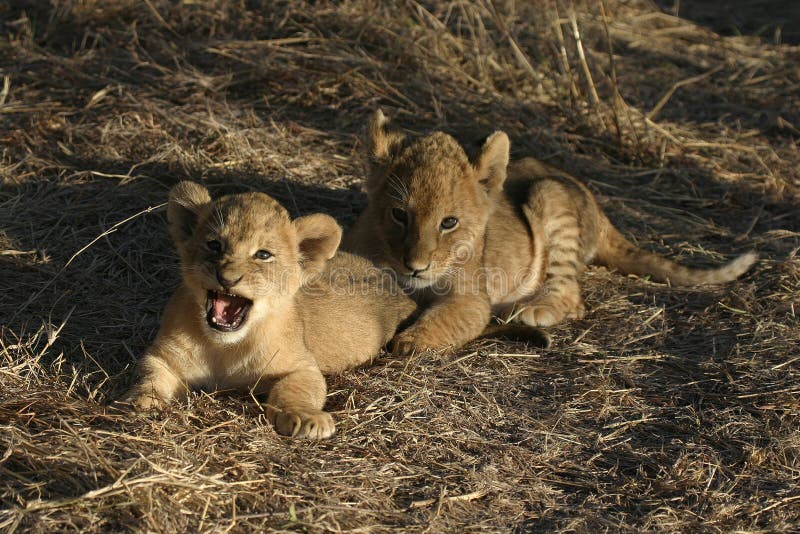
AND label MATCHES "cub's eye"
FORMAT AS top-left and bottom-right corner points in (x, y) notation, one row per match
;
(254, 250), (274, 261)
(206, 240), (222, 253)
(390, 207), (408, 226)
(440, 217), (459, 231)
